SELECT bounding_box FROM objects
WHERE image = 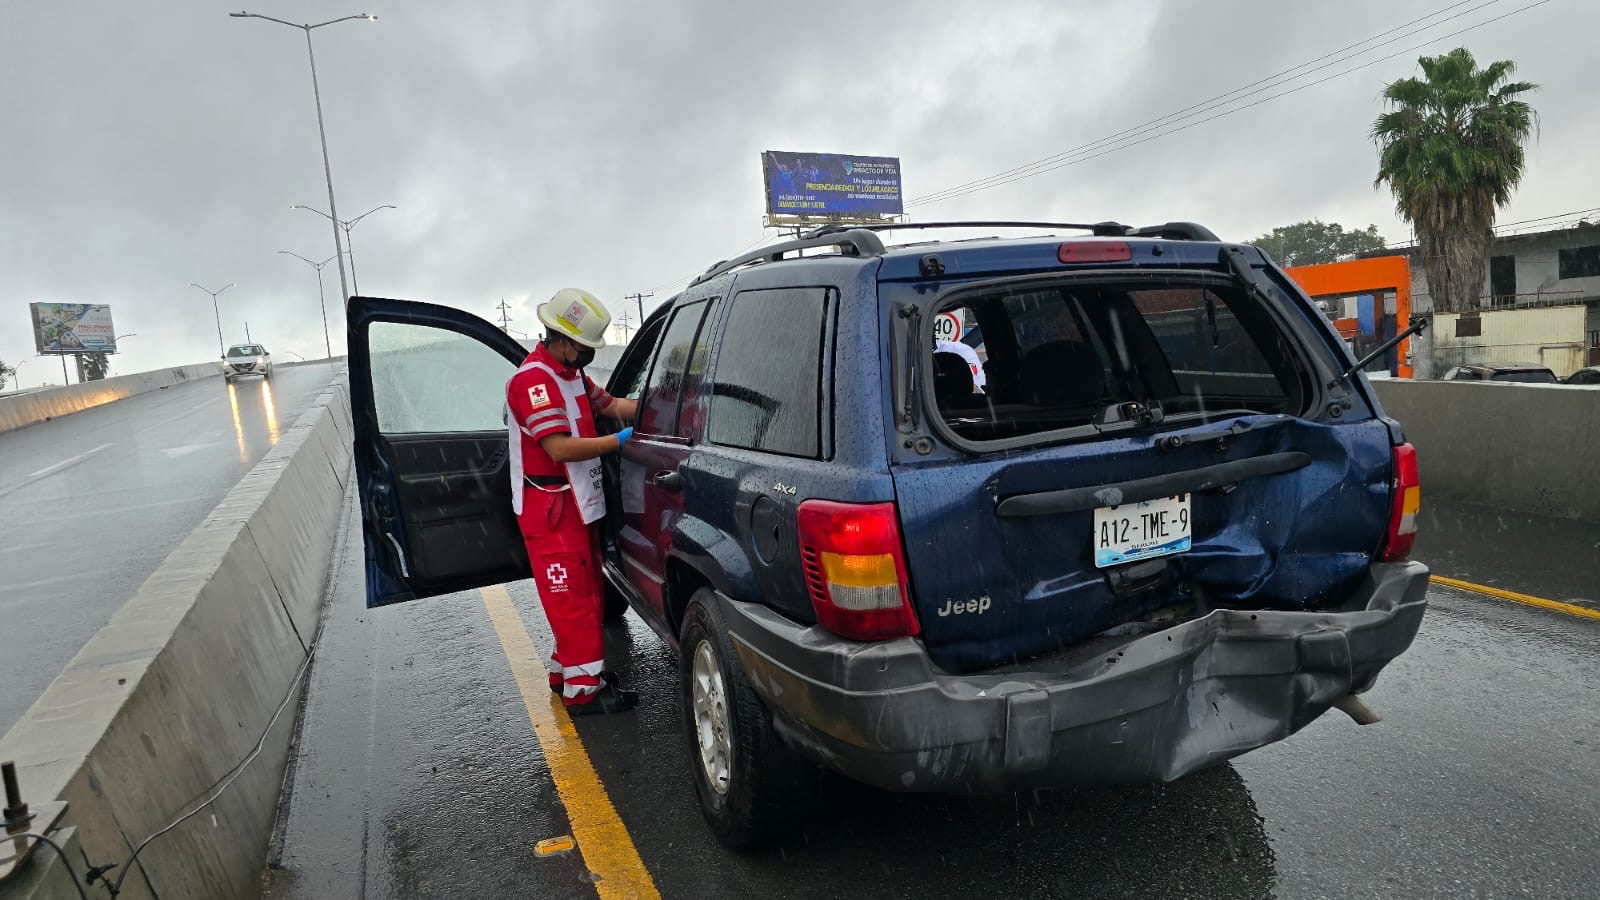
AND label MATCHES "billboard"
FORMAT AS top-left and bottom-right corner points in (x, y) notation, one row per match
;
(30, 303), (117, 354)
(762, 150), (903, 220)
